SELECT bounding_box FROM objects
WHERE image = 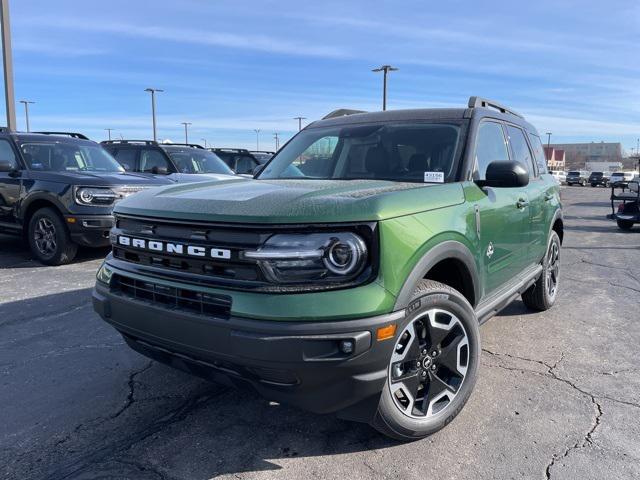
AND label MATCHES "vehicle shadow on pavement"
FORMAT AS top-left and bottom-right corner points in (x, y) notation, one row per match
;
(0, 234), (110, 269)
